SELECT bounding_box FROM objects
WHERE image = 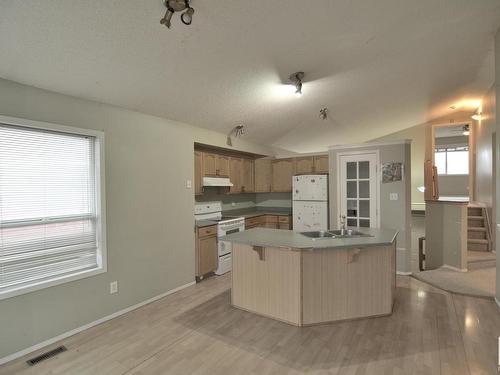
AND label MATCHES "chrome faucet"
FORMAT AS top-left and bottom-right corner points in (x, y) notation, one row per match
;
(339, 215), (347, 235)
